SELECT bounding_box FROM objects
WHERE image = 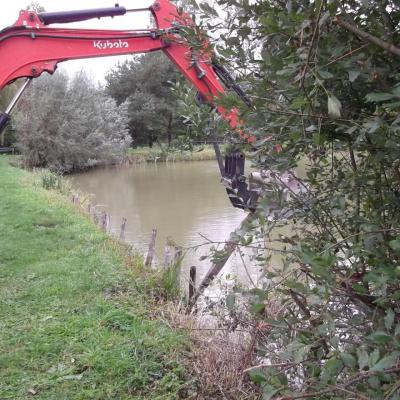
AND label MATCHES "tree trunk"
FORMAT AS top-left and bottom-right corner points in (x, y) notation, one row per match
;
(166, 113), (173, 148)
